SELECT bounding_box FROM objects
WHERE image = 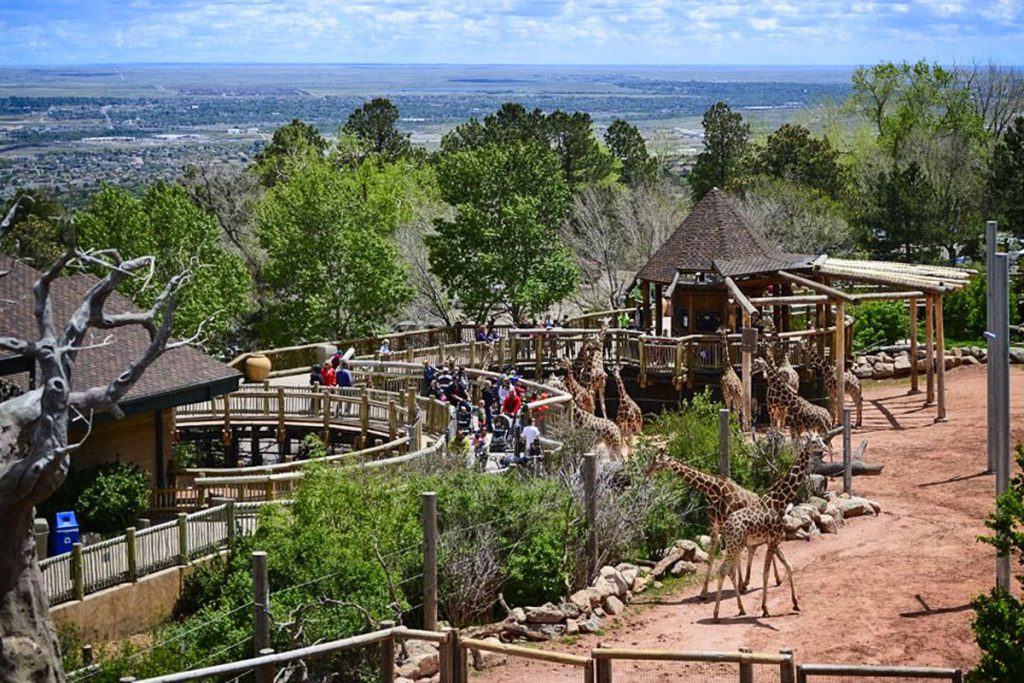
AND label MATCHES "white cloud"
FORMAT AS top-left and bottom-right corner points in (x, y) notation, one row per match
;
(750, 17), (779, 30)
